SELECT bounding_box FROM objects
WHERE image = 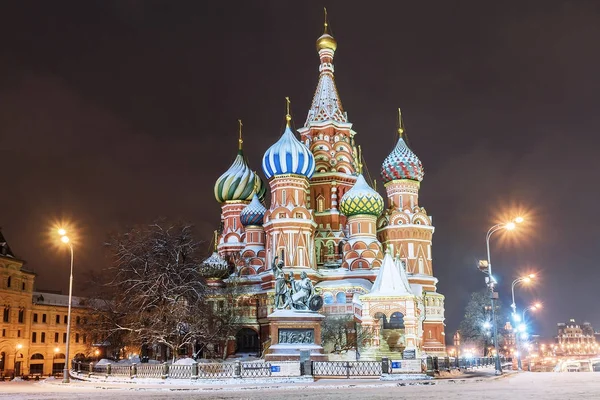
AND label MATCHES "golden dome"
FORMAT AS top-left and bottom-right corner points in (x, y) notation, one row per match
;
(316, 33), (337, 52)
